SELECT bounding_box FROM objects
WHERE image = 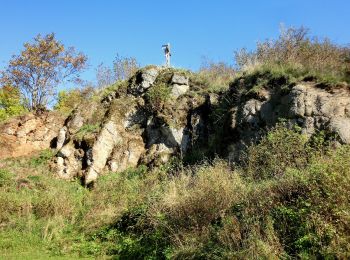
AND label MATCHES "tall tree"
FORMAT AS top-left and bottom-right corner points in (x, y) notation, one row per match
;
(0, 33), (87, 111)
